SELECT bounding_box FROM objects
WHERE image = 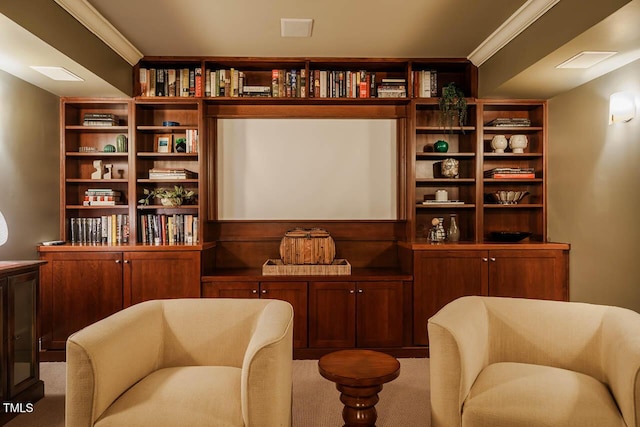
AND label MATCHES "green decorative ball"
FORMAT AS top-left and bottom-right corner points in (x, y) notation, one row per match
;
(103, 144), (116, 152)
(434, 140), (449, 153)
